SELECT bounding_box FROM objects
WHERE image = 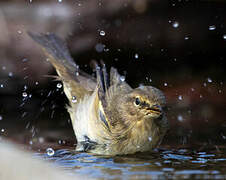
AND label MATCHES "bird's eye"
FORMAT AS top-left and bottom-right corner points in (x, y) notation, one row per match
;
(134, 97), (141, 106)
